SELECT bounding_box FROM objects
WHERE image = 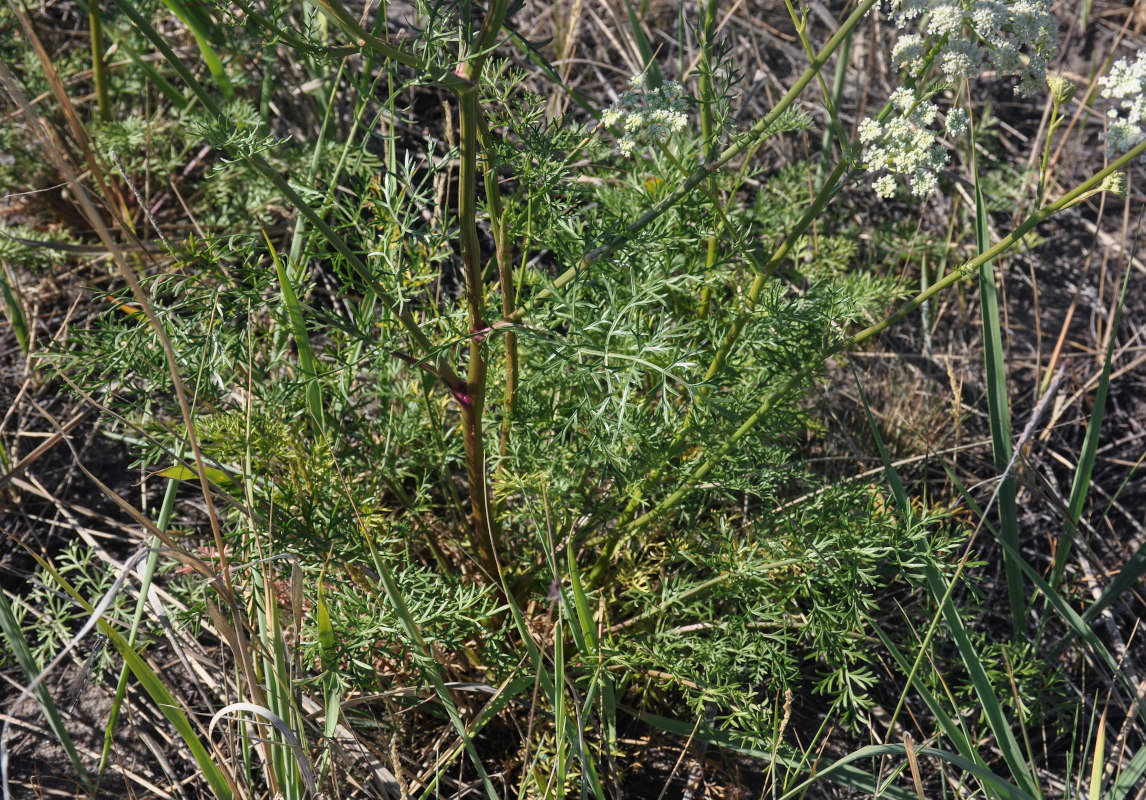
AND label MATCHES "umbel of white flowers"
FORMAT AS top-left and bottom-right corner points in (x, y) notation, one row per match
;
(859, 90), (968, 199)
(858, 0), (1058, 198)
(887, 0), (1056, 95)
(599, 73), (689, 156)
(1101, 51), (1146, 154)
